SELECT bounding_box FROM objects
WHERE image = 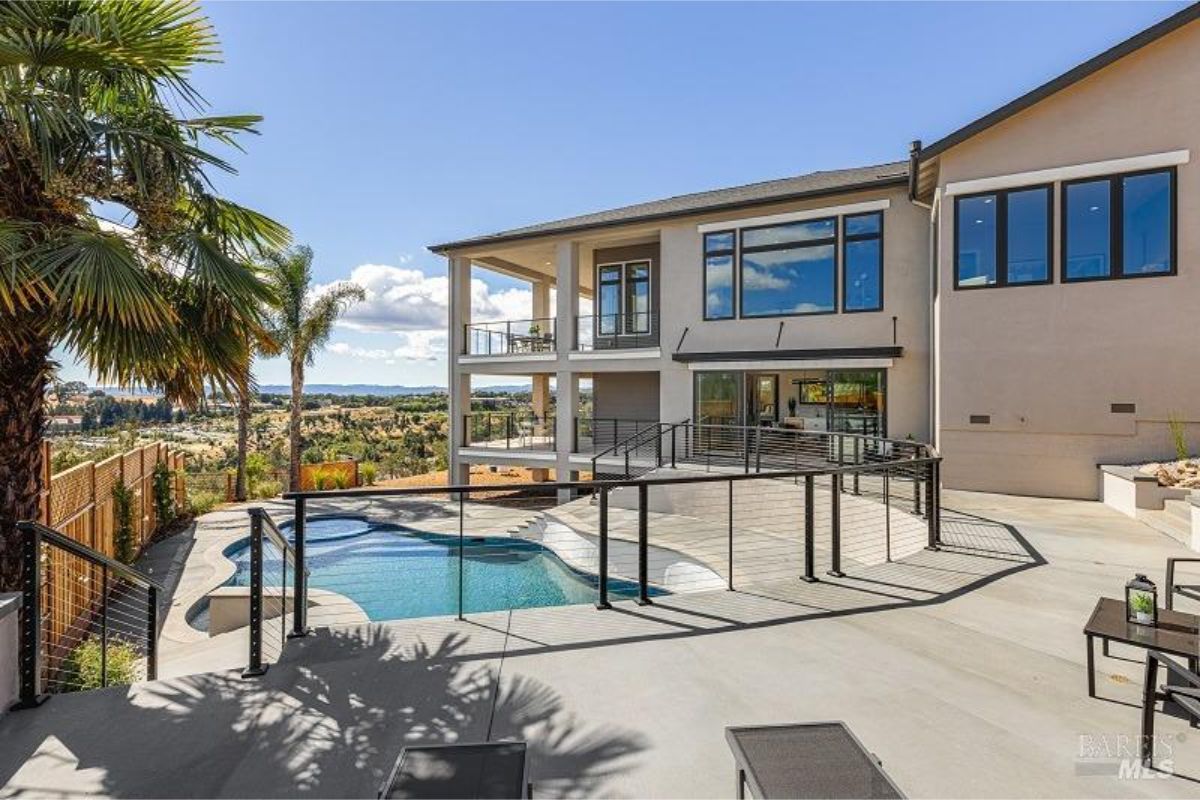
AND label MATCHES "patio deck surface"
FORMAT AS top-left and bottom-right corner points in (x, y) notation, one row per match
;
(2, 490), (1199, 798)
